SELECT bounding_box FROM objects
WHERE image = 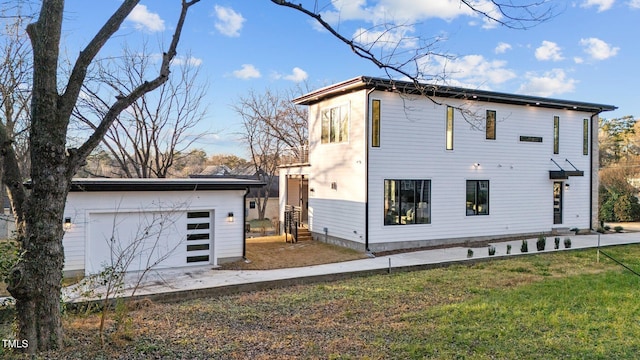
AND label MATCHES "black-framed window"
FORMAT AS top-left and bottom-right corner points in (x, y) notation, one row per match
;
(583, 118), (589, 155)
(553, 116), (560, 154)
(486, 110), (496, 140)
(446, 106), (454, 150)
(321, 104), (349, 144)
(466, 180), (489, 216)
(384, 180), (431, 225)
(372, 99), (380, 147)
